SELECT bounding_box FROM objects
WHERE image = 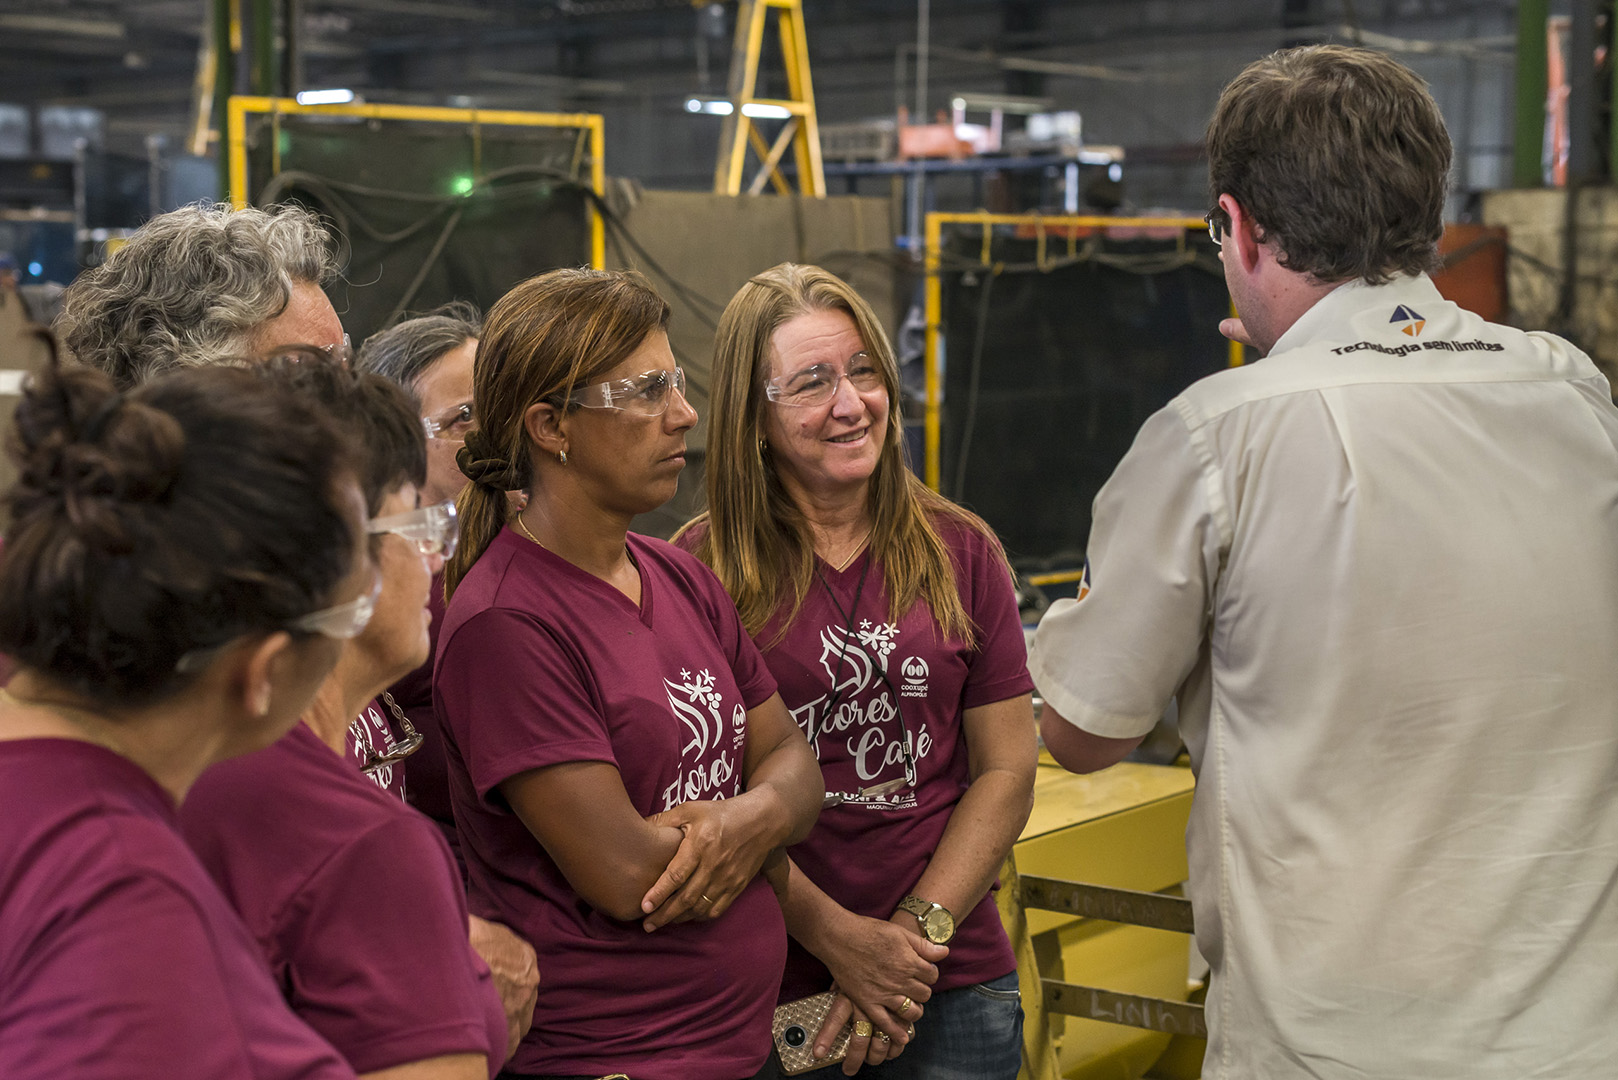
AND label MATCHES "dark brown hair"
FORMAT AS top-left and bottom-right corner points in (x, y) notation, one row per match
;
(444, 268), (670, 600)
(1206, 45), (1452, 285)
(0, 361), (359, 706)
(257, 355), (426, 515)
